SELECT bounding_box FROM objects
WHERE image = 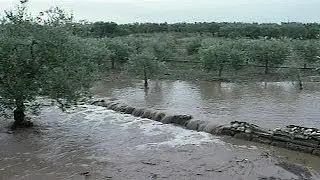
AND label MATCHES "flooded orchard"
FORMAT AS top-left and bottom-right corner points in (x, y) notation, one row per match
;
(92, 80), (320, 129)
(1, 80), (320, 179)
